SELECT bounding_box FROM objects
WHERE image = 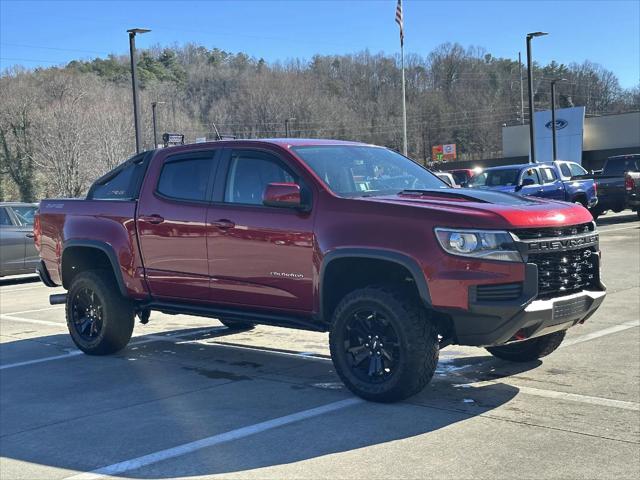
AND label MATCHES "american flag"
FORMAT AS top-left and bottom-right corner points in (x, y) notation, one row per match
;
(395, 0), (404, 47)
